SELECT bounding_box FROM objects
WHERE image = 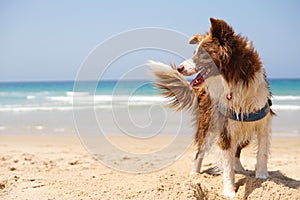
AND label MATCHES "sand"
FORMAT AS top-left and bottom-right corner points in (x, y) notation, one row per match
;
(0, 134), (299, 199)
